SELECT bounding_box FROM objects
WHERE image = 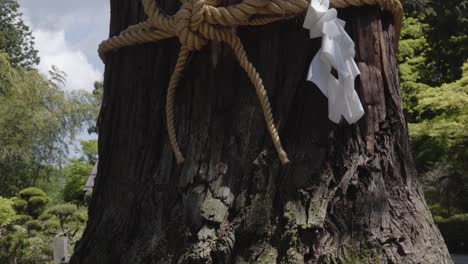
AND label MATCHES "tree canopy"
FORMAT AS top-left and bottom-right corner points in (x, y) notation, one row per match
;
(0, 53), (98, 196)
(0, 0), (39, 68)
(398, 1), (468, 220)
(402, 0), (468, 85)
